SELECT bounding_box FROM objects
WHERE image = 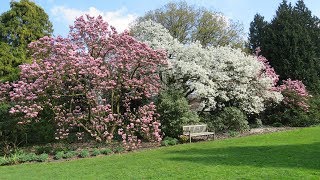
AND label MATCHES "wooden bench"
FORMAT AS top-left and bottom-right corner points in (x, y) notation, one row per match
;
(182, 124), (215, 143)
